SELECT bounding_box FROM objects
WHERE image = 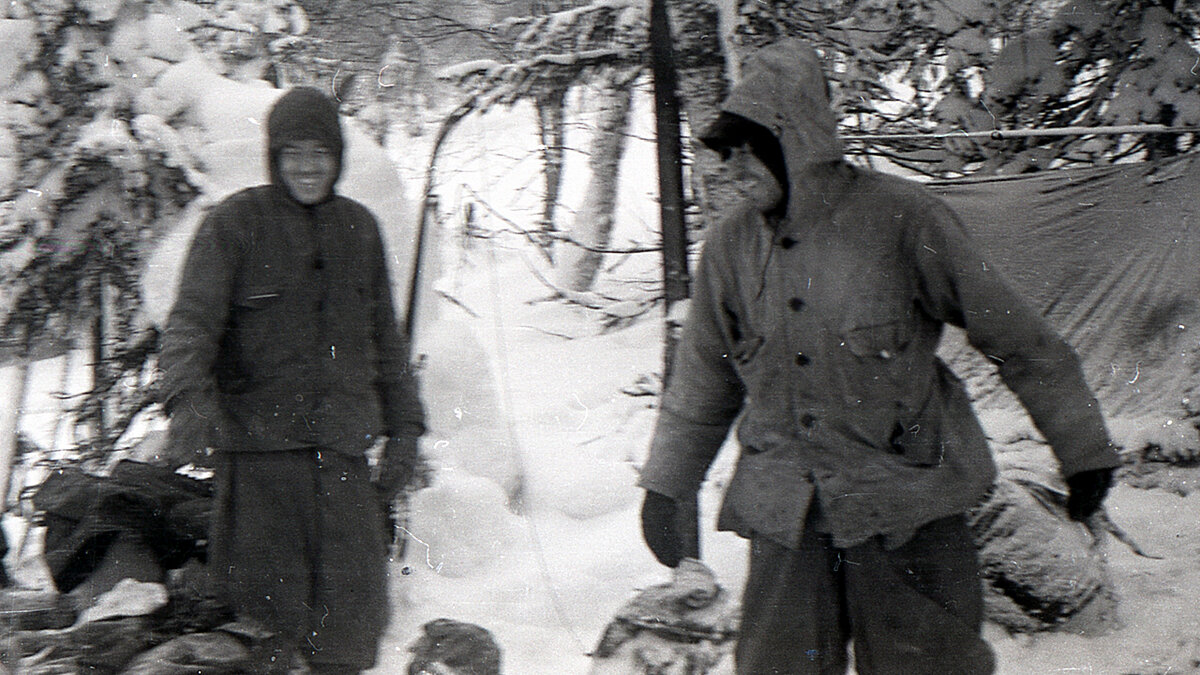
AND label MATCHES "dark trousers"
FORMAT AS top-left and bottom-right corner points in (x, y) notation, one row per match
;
(208, 449), (389, 674)
(736, 514), (995, 675)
